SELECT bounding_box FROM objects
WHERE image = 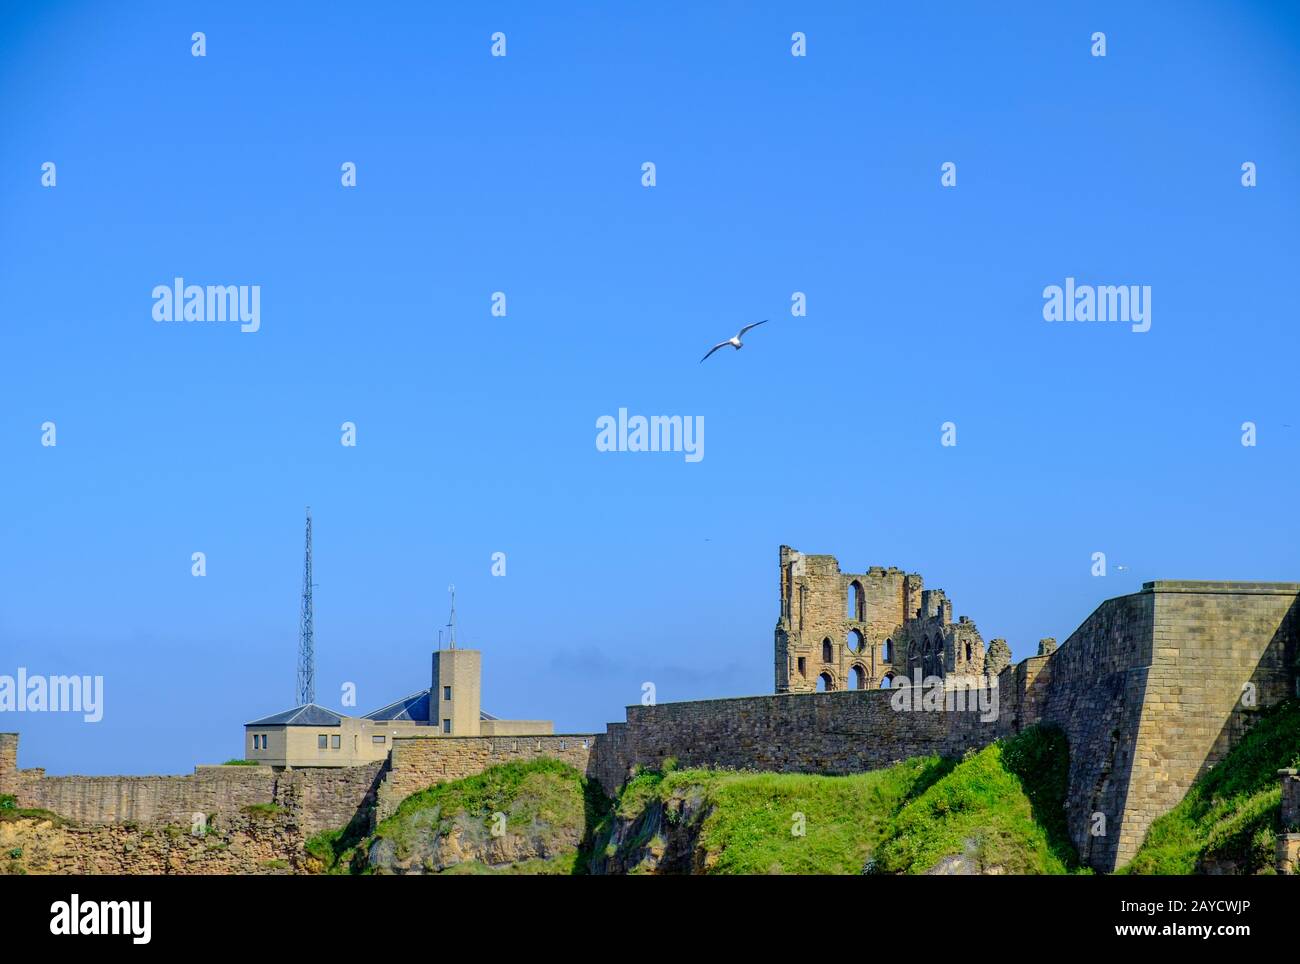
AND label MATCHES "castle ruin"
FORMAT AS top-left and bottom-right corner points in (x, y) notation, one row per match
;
(775, 546), (987, 692)
(4, 545), (1298, 873)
